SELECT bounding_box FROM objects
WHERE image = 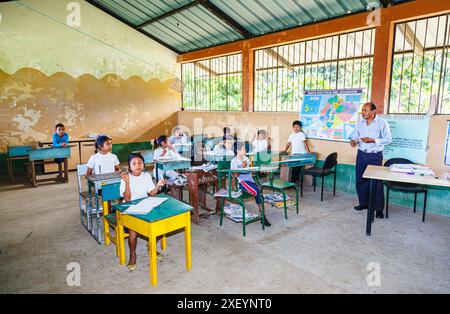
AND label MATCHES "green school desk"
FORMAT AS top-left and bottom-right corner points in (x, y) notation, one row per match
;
(113, 195), (193, 286)
(28, 147), (71, 187)
(6, 145), (32, 183)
